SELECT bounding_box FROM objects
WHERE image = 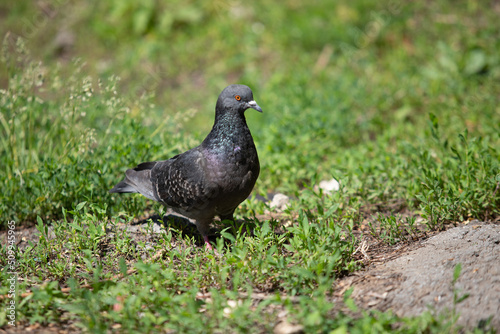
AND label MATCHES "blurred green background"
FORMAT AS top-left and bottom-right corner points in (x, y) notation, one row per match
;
(1, 0), (499, 224)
